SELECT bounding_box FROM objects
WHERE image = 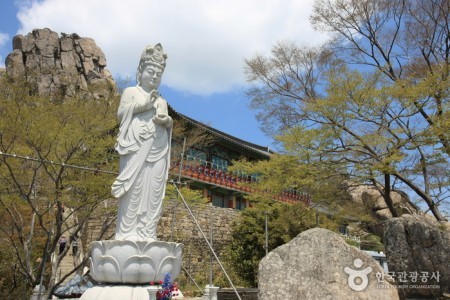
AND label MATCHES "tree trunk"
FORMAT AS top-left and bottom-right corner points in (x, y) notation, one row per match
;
(383, 174), (399, 218)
